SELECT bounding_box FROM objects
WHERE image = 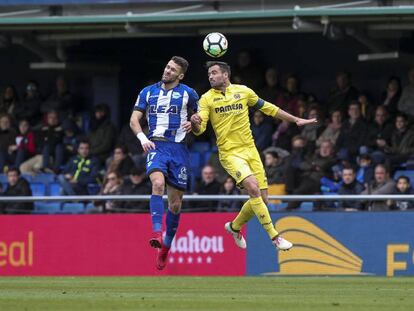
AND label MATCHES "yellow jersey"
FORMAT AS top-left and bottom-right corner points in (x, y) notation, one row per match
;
(193, 84), (279, 153)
